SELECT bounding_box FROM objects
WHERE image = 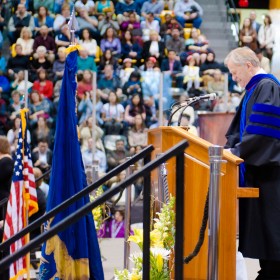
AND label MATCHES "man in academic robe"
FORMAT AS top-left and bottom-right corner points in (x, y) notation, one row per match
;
(224, 46), (280, 279)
